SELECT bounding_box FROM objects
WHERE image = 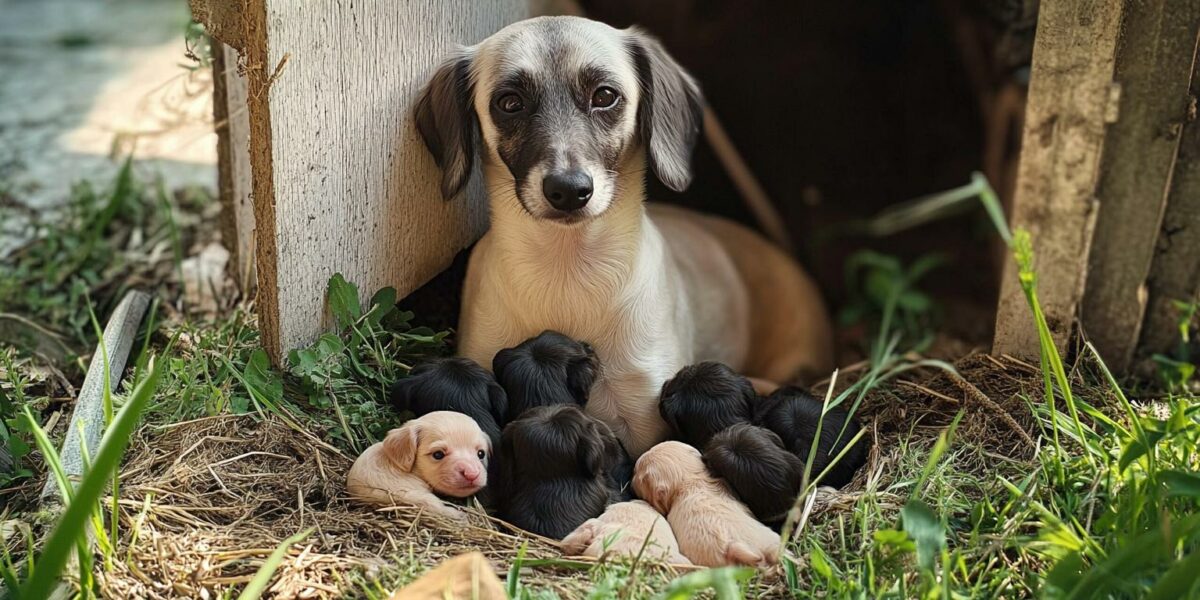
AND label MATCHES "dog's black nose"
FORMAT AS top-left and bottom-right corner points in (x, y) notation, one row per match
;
(542, 170), (593, 211)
